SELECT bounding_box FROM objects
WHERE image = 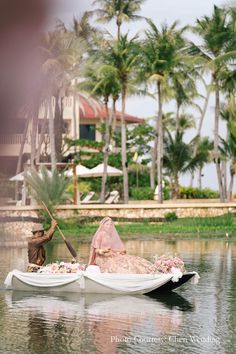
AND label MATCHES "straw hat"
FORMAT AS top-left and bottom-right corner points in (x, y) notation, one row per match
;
(32, 223), (45, 233)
